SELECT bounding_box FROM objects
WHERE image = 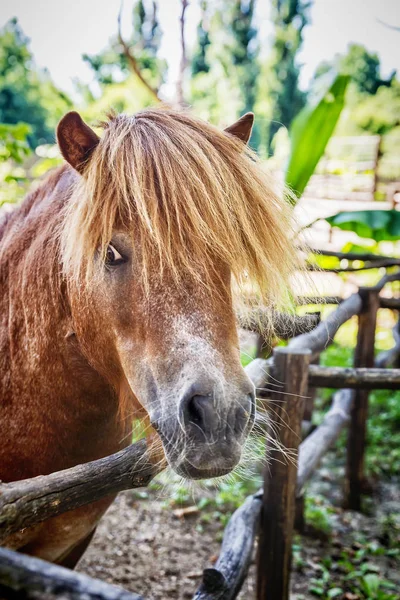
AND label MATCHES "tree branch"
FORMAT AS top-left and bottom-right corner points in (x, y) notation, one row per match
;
(237, 308), (320, 340)
(377, 18), (400, 32)
(117, 5), (162, 103)
(177, 0), (189, 106)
